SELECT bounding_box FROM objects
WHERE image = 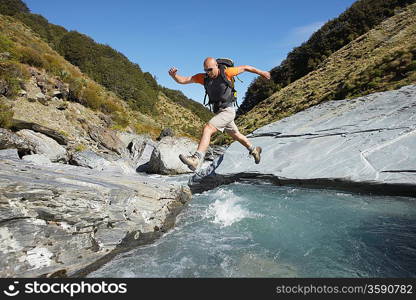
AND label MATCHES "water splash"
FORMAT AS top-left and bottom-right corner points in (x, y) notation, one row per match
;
(205, 188), (258, 227)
